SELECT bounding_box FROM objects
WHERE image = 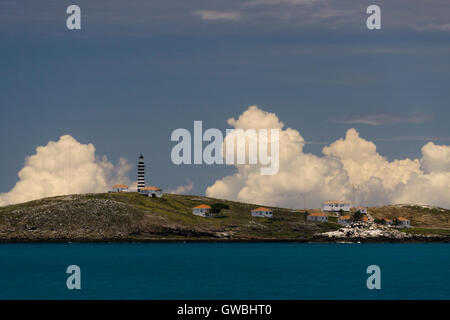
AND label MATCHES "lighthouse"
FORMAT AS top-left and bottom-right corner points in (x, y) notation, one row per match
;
(137, 154), (145, 192)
